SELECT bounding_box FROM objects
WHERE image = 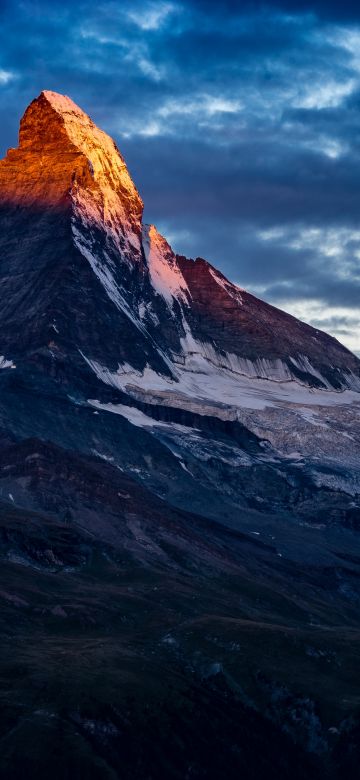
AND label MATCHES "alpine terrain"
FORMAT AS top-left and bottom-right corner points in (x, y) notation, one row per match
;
(0, 90), (360, 779)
